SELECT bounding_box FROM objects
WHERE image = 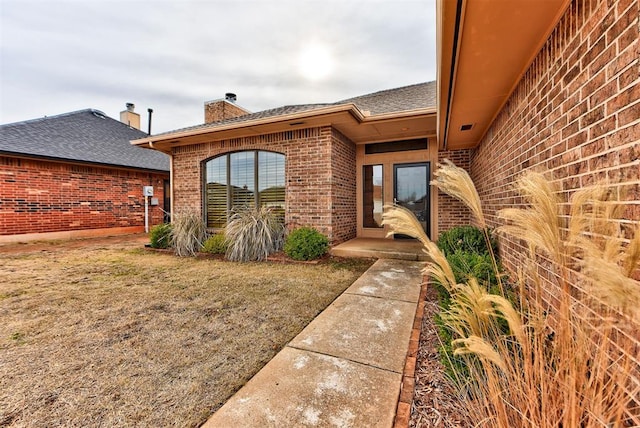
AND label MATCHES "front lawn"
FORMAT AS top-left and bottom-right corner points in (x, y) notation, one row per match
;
(0, 237), (373, 427)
